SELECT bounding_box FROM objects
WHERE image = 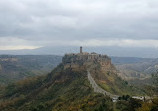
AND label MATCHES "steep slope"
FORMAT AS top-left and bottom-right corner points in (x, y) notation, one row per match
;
(87, 70), (118, 98)
(89, 67), (145, 96)
(0, 64), (113, 111)
(62, 53), (145, 96)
